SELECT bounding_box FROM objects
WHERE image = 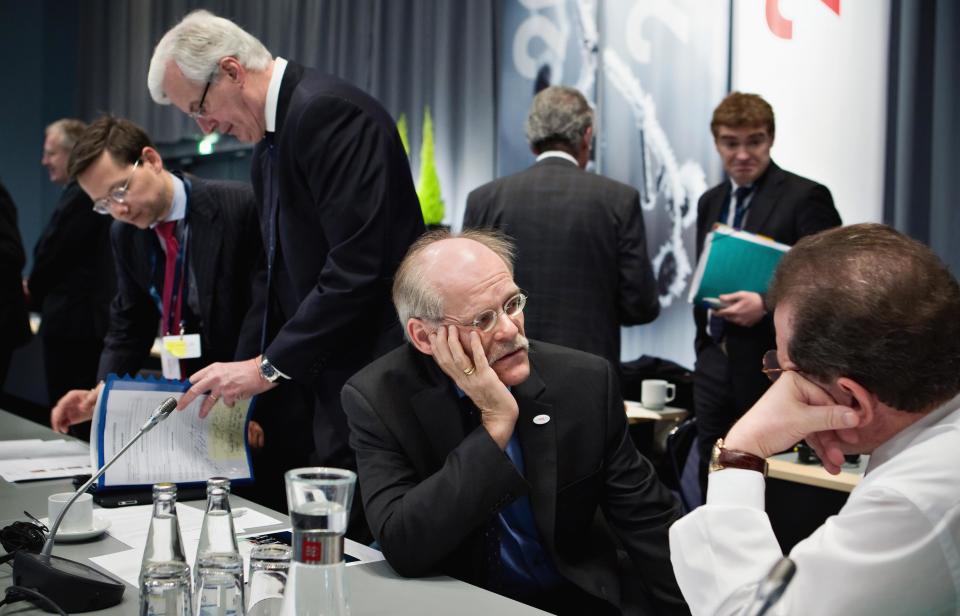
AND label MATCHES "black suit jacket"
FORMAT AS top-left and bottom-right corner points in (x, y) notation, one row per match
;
(693, 161), (841, 399)
(464, 158), (659, 367)
(29, 181), (115, 340)
(342, 341), (687, 615)
(97, 174), (262, 380)
(250, 61), (424, 463)
(0, 181), (30, 355)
